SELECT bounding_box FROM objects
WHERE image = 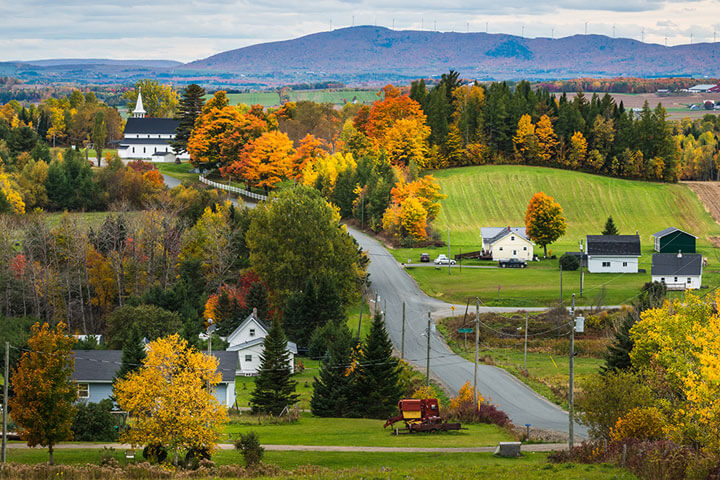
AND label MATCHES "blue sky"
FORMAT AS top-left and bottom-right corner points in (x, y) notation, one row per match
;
(1, 0), (718, 62)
